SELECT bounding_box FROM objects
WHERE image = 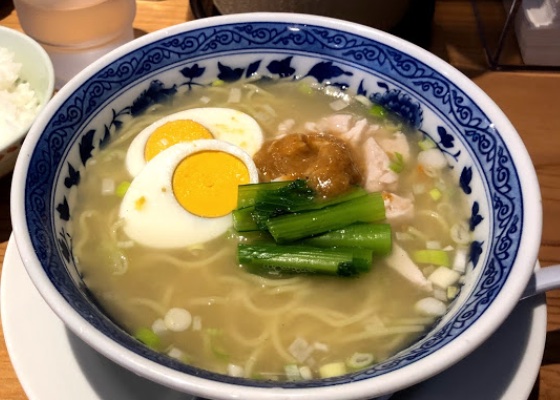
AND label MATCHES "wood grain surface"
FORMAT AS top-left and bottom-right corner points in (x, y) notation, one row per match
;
(1, 0), (559, 399)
